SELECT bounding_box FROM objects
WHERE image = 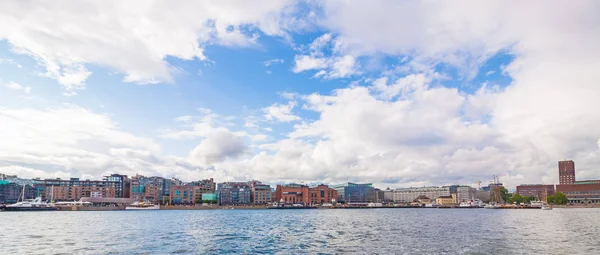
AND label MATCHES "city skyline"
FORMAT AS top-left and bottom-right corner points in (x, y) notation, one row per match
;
(2, 1), (600, 190)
